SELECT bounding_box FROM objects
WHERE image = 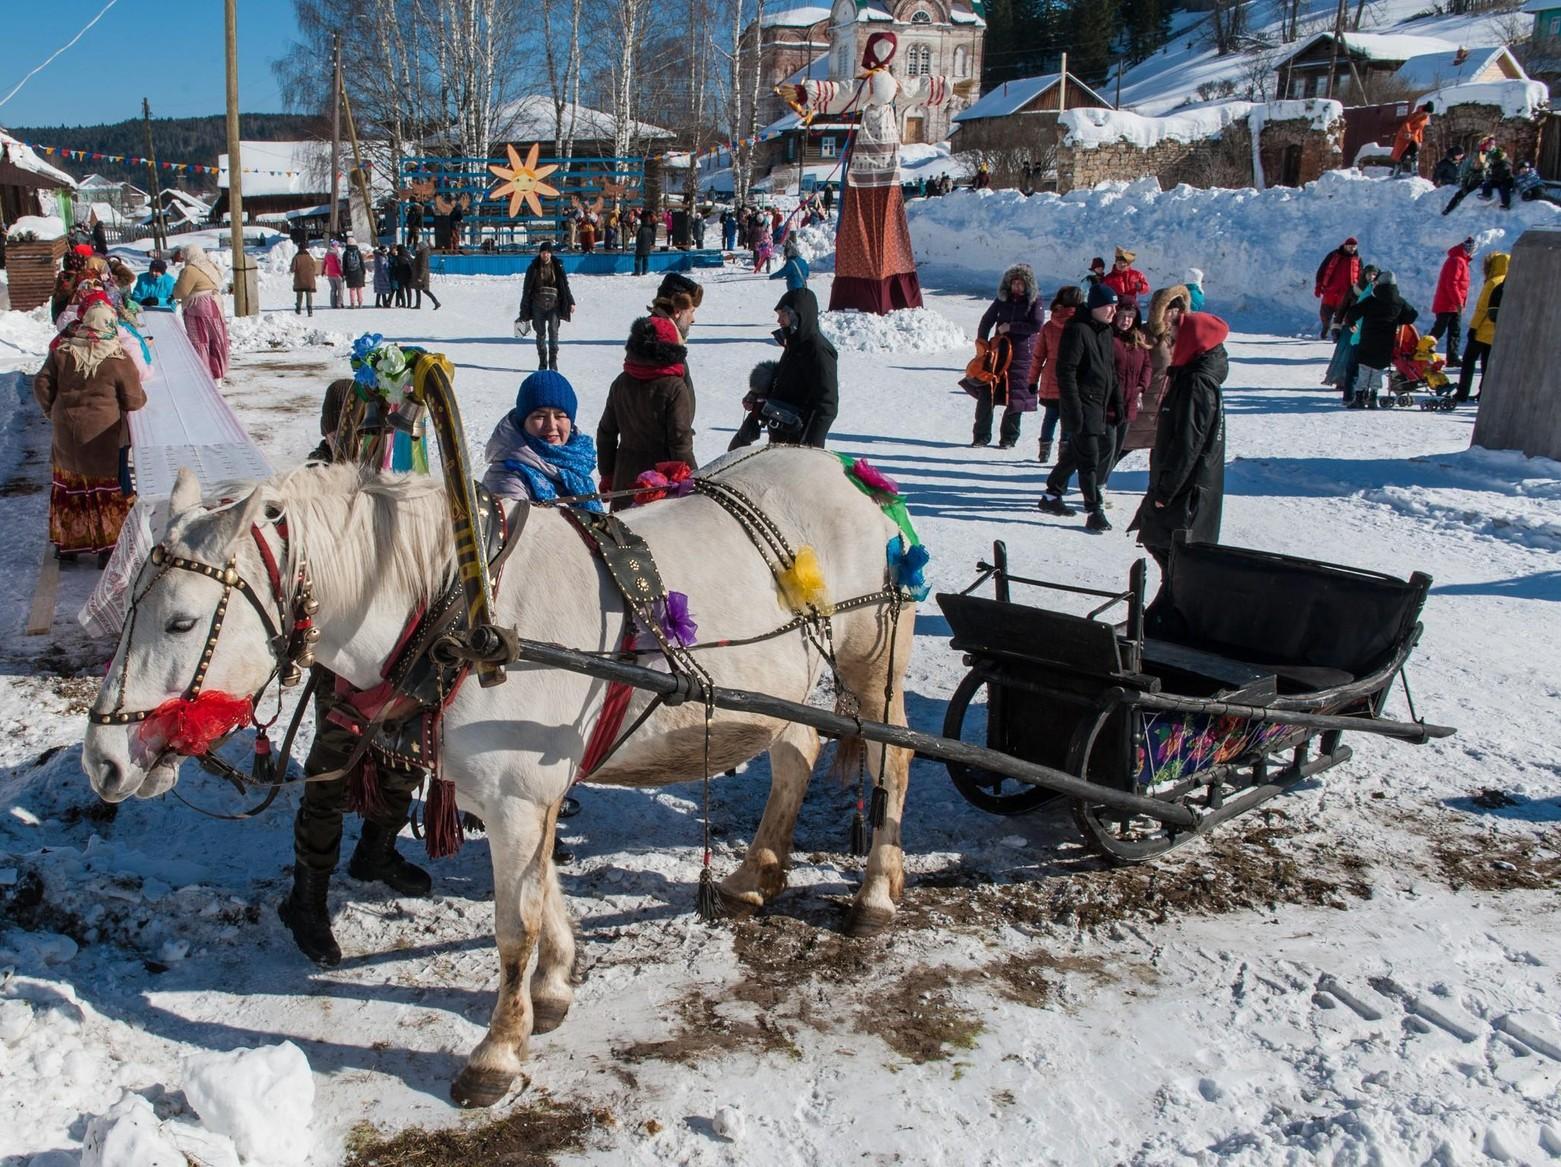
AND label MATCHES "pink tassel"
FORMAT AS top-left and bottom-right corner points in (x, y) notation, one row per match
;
(425, 777), (463, 859)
